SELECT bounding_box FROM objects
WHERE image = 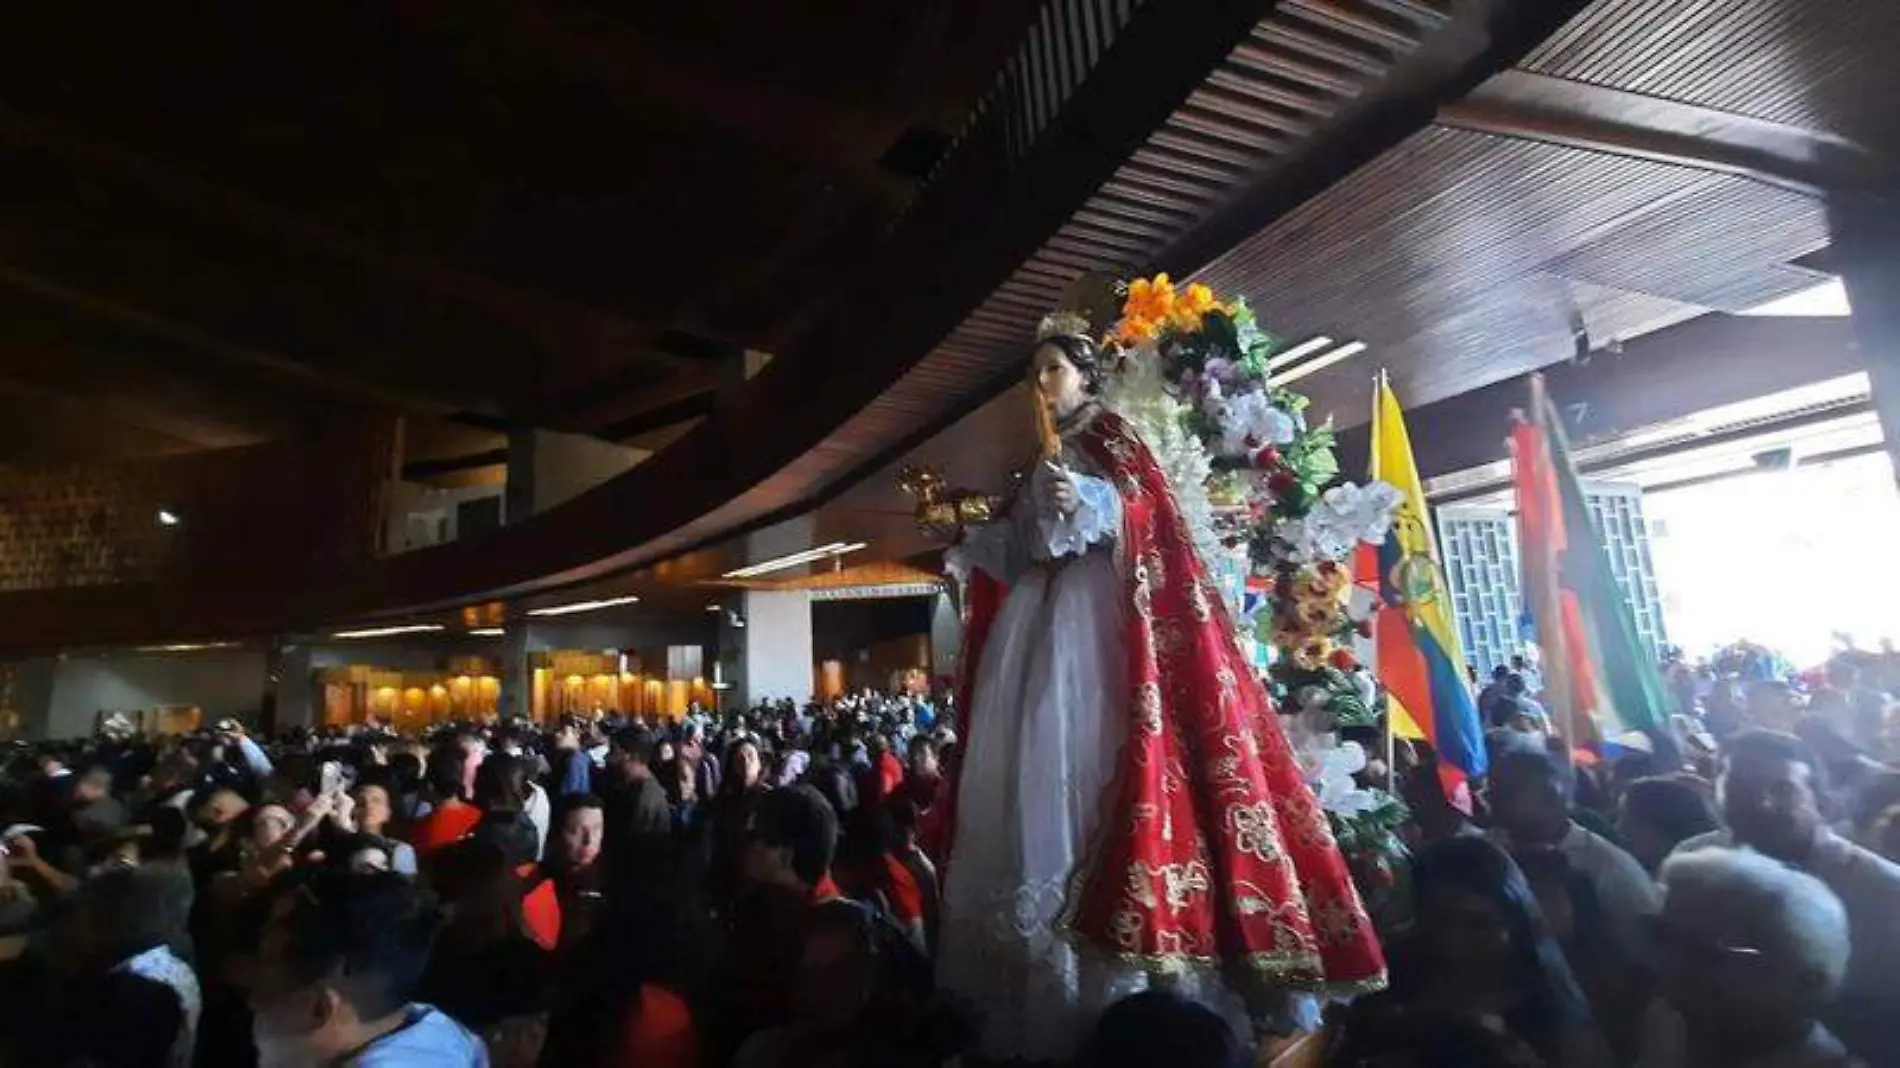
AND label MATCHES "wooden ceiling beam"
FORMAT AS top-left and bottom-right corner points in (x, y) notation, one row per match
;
(486, 8), (902, 189)
(1440, 69), (1898, 199)
(0, 370), (260, 451)
(1333, 315), (1866, 483)
(598, 393), (720, 443)
(0, 104), (702, 376)
(0, 292), (372, 443)
(0, 259), (458, 418)
(517, 362), (730, 434)
(0, 390), (202, 462)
